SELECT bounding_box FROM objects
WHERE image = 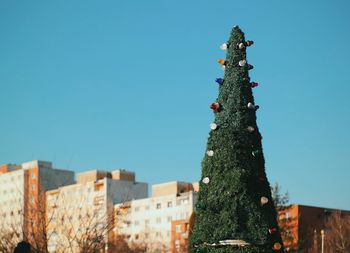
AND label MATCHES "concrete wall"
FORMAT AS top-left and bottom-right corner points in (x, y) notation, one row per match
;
(152, 182), (195, 198)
